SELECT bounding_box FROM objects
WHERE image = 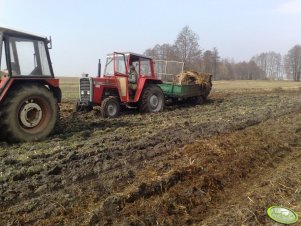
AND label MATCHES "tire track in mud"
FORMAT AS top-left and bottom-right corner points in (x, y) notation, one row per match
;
(97, 112), (301, 225)
(1, 92), (301, 196)
(1, 91), (301, 225)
